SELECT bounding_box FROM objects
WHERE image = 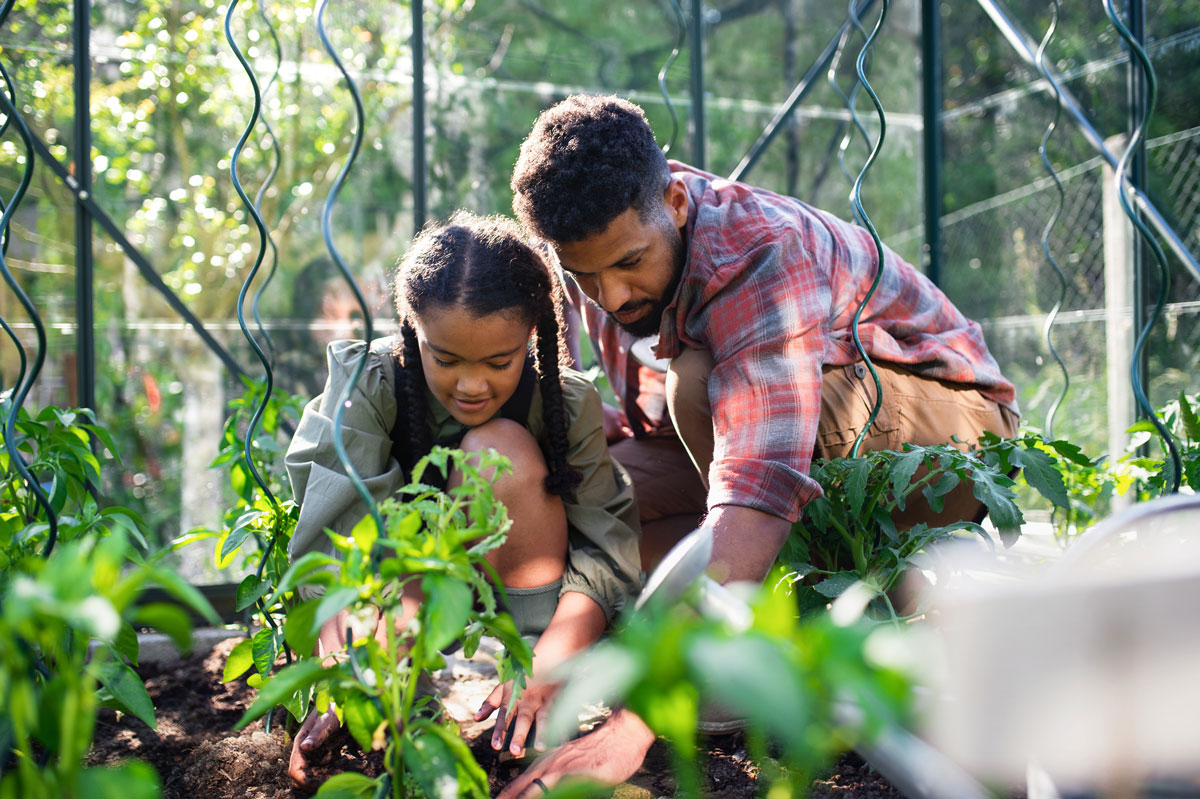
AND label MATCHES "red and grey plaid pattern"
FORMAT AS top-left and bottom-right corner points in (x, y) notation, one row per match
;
(564, 162), (1016, 523)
